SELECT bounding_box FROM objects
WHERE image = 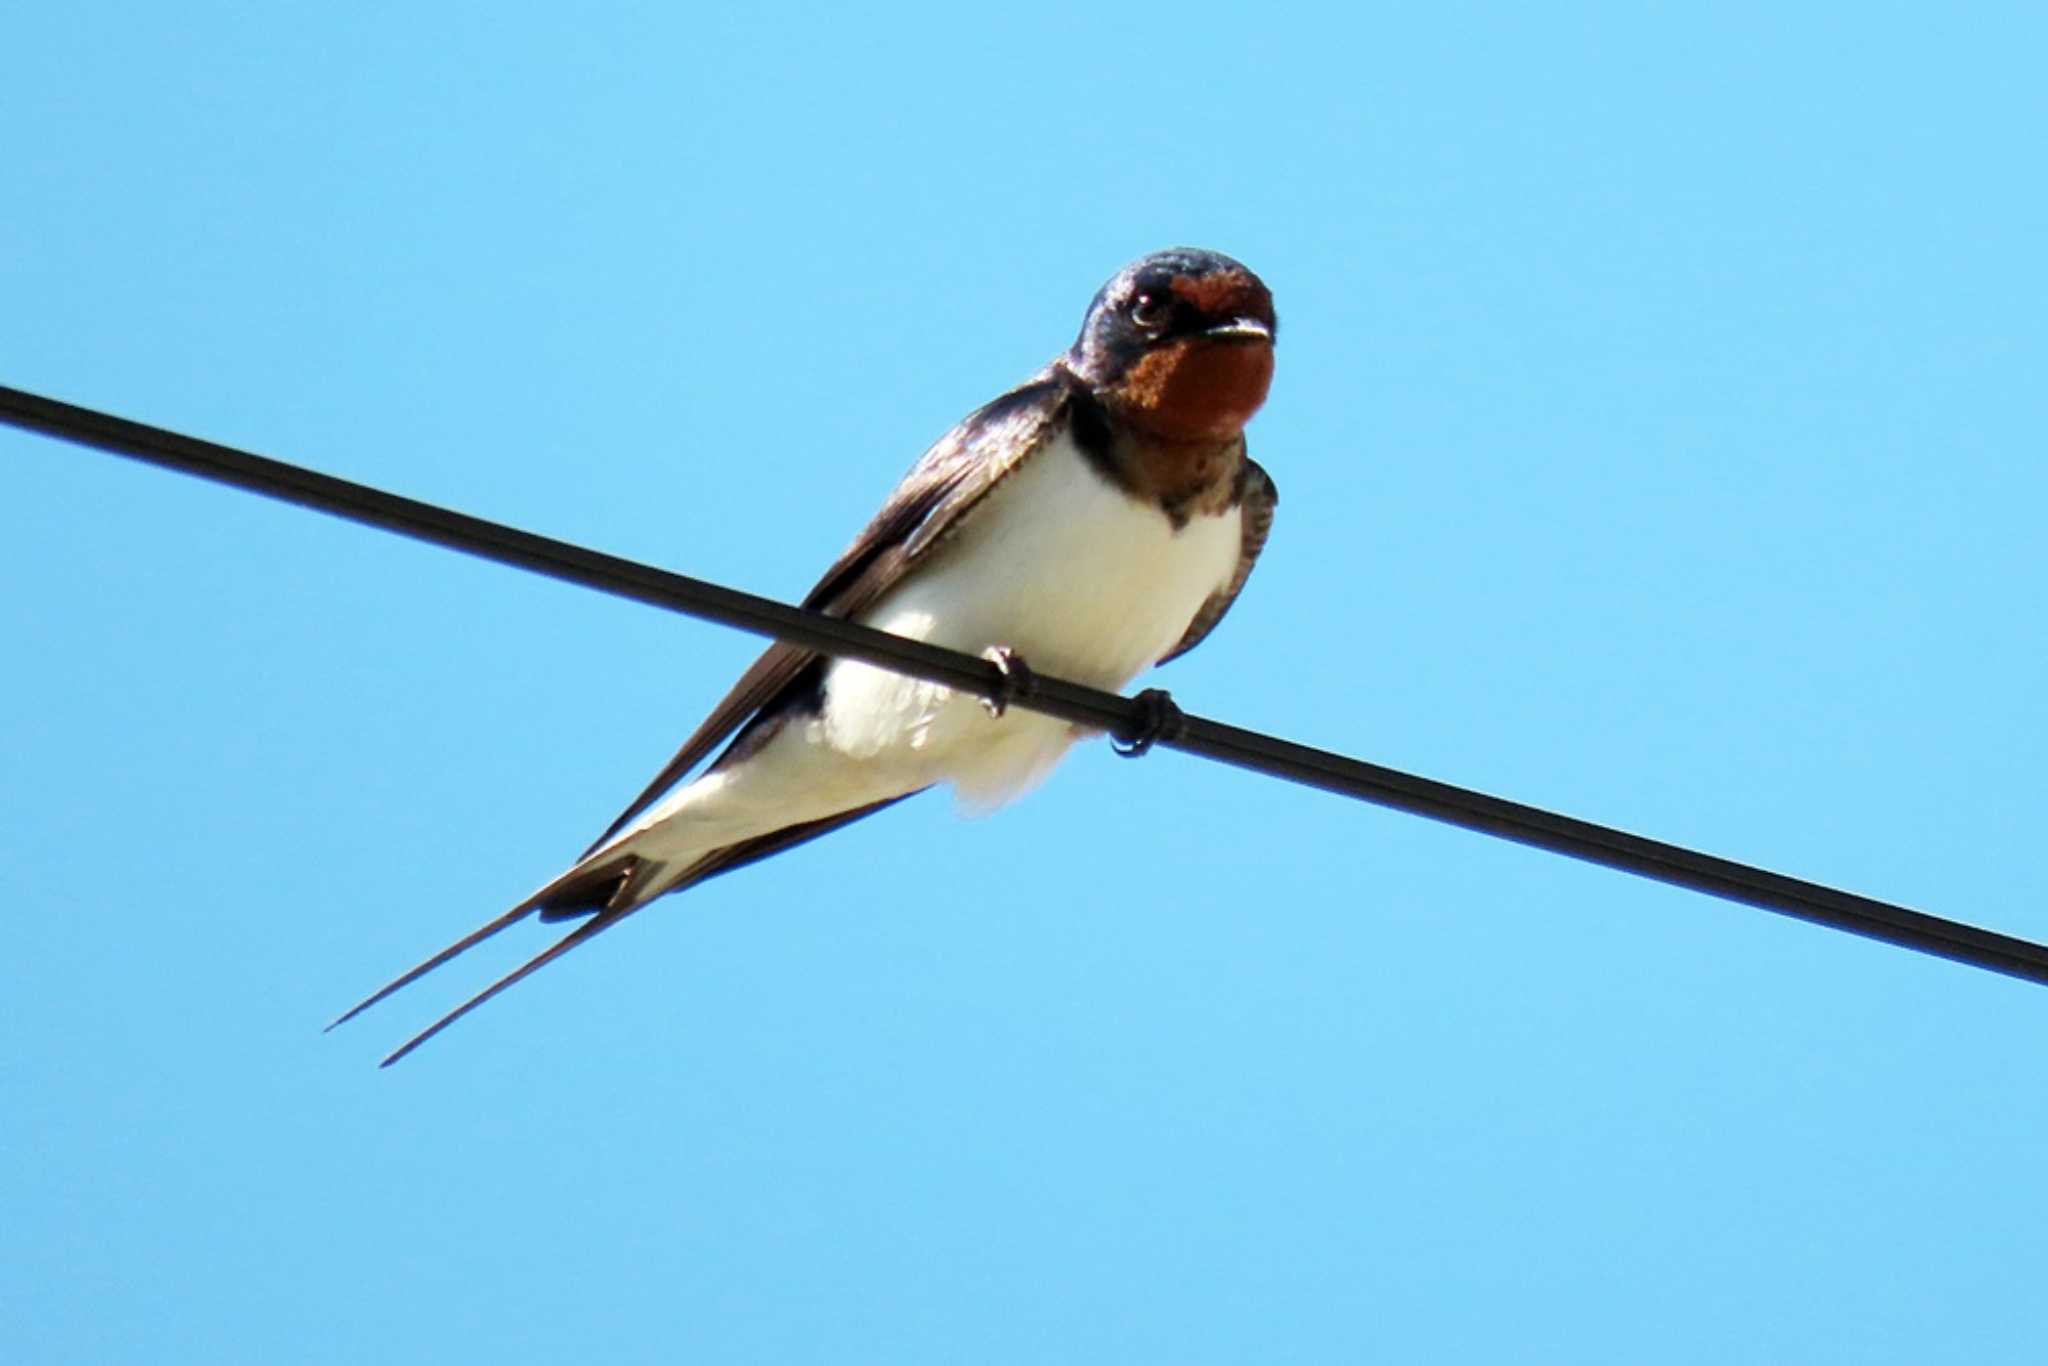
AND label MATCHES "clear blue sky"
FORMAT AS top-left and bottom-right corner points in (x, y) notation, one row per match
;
(6, 5), (2045, 1362)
